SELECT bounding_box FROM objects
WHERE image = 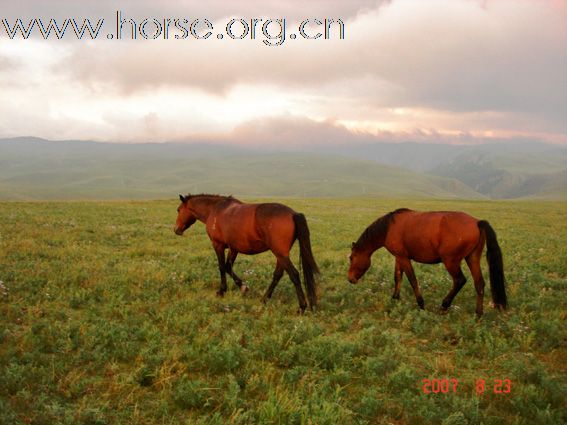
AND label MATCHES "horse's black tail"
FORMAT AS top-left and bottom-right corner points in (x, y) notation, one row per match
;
(478, 220), (507, 310)
(293, 213), (319, 308)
